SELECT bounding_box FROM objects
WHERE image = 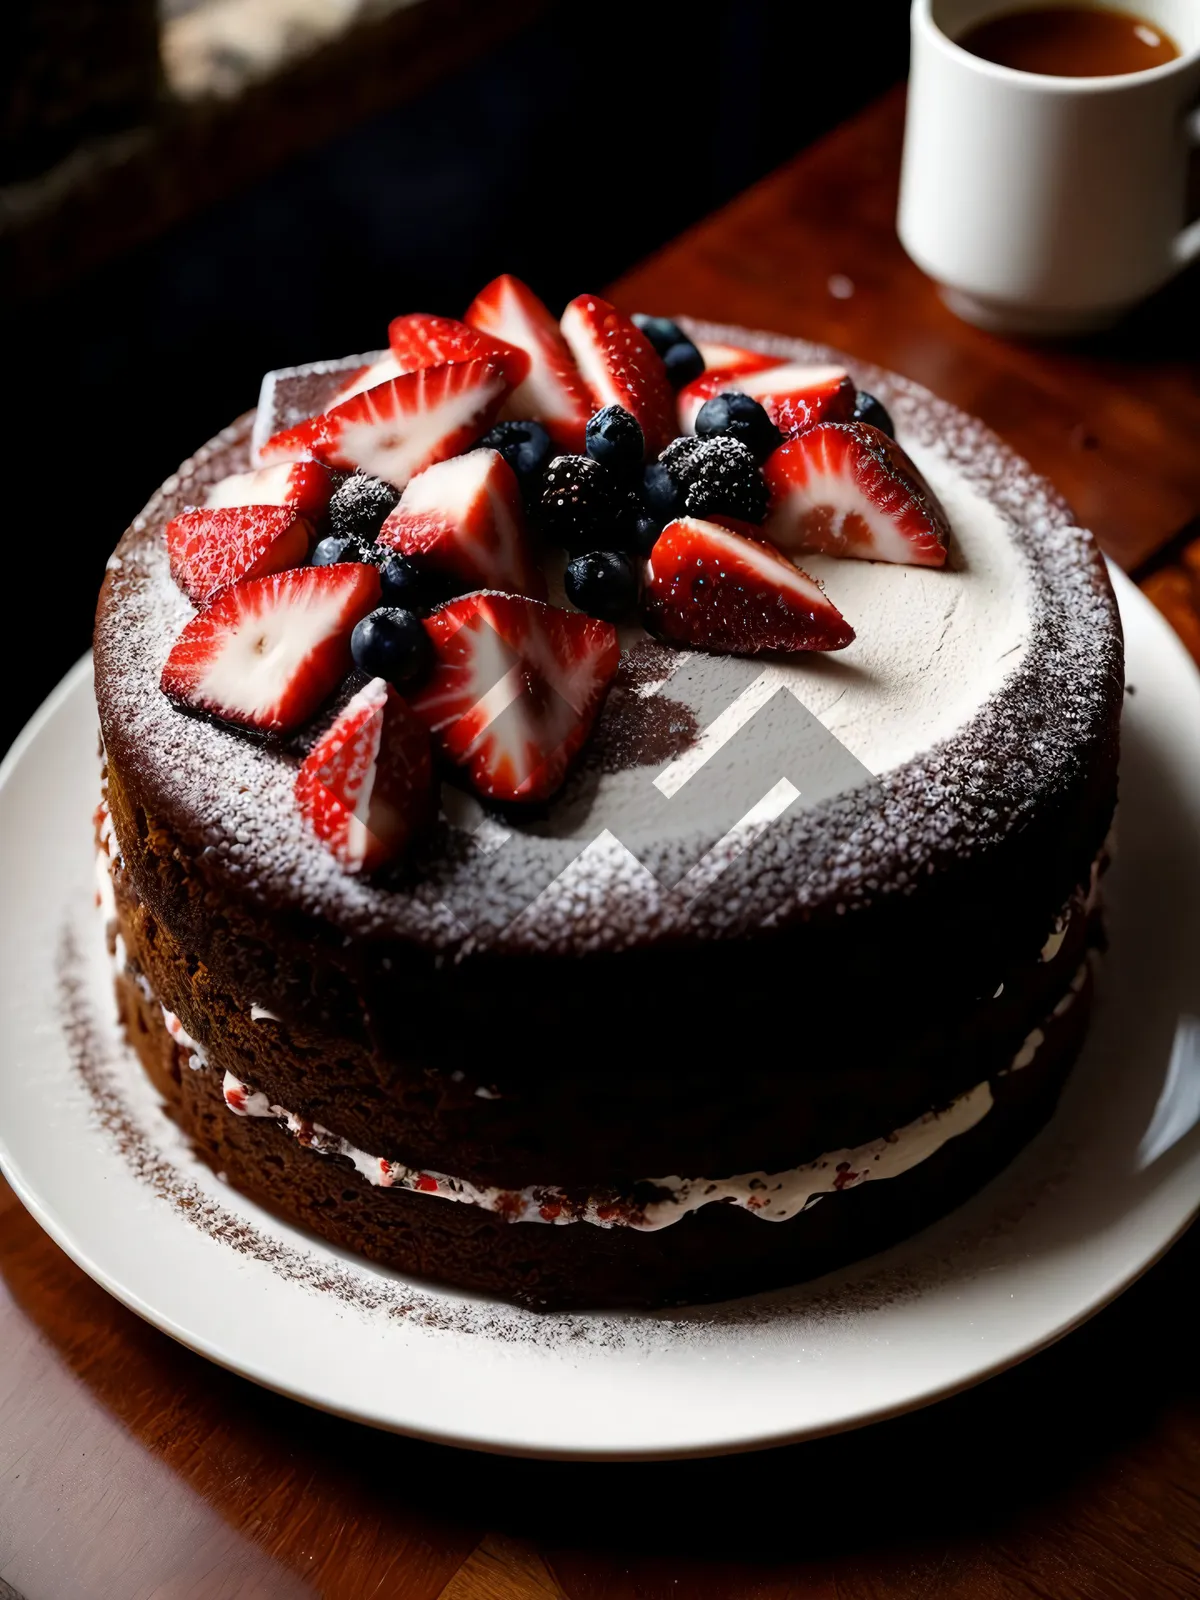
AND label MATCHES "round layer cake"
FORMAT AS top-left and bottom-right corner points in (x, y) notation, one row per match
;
(94, 313), (1122, 1309)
